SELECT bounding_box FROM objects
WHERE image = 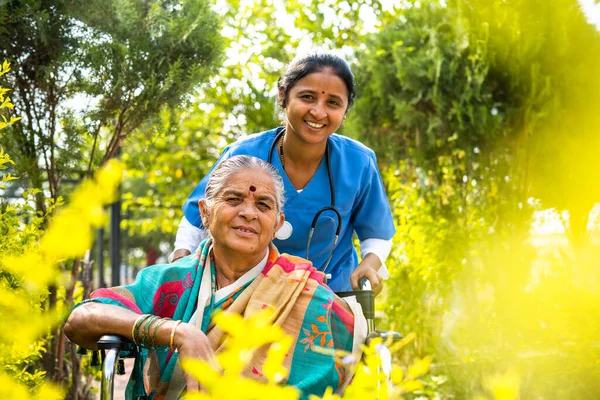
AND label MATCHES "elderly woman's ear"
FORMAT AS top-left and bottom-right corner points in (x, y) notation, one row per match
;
(275, 213), (285, 234)
(198, 199), (209, 226)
